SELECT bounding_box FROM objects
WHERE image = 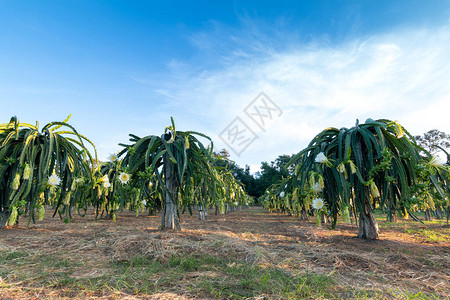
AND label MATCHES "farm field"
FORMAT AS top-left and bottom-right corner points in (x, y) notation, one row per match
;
(0, 207), (449, 299)
(2, 2), (450, 299)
